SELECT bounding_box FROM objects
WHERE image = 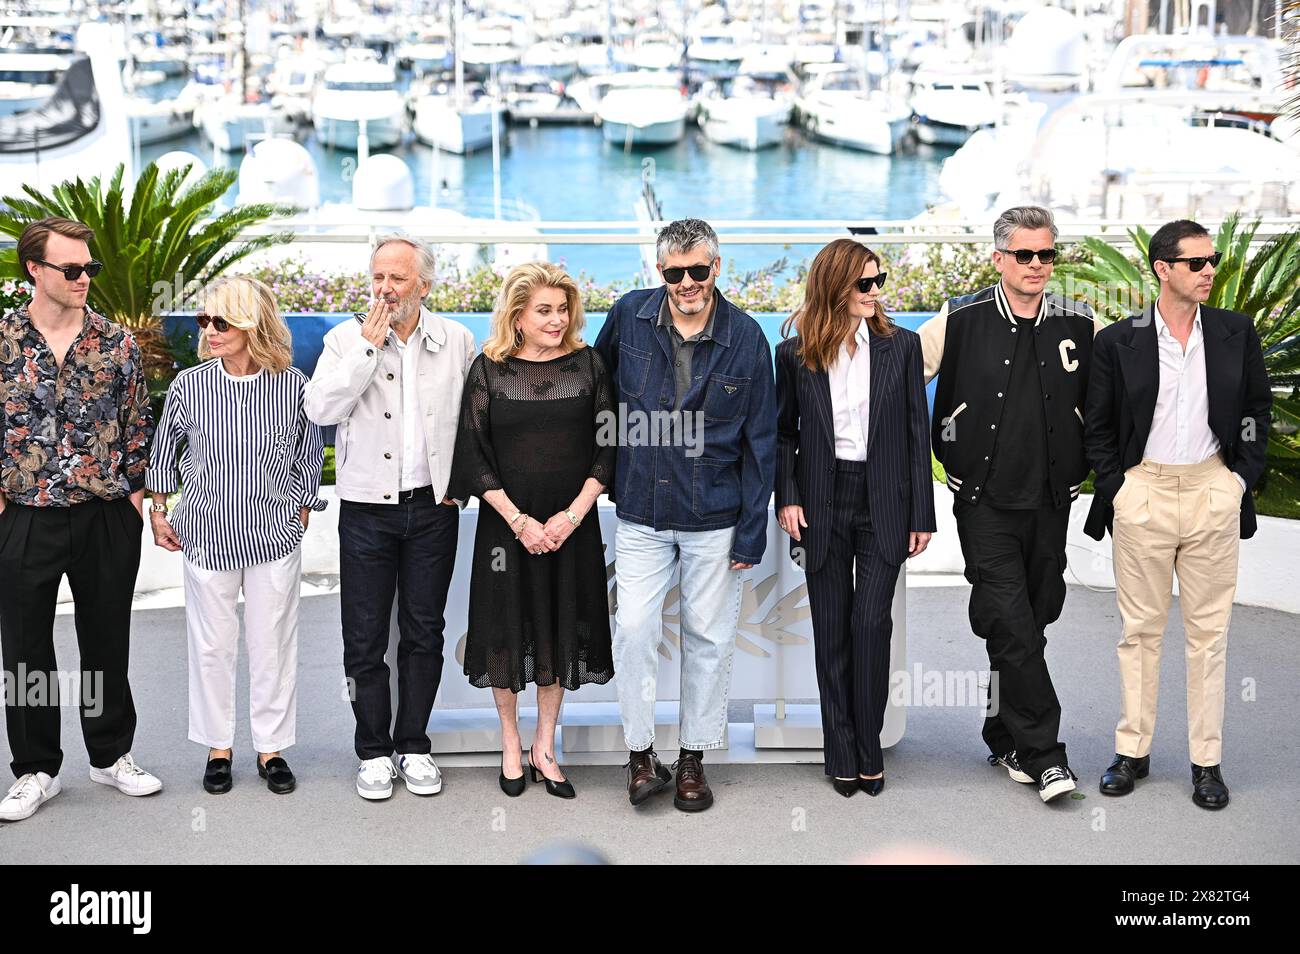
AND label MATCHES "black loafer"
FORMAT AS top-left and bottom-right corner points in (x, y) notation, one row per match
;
(203, 755), (232, 795)
(1191, 763), (1229, 810)
(1100, 753), (1149, 796)
(257, 756), (296, 795)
